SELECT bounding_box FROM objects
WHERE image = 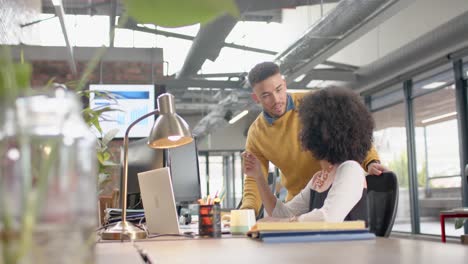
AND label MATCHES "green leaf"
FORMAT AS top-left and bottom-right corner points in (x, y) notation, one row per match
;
(76, 45), (108, 91)
(97, 152), (106, 164)
(124, 0), (239, 28)
(102, 128), (120, 146)
(455, 218), (466, 229)
(97, 152), (111, 164)
(45, 77), (57, 88)
(98, 173), (112, 187)
(90, 117), (102, 134)
(14, 63), (32, 91)
(102, 160), (119, 166)
(0, 46), (32, 104)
